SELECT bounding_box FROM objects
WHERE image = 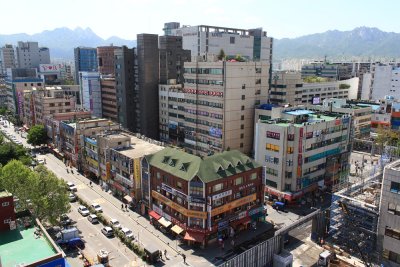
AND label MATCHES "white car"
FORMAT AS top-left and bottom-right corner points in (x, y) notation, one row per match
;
(101, 227), (114, 237)
(91, 203), (103, 213)
(110, 219), (122, 229)
(88, 214), (98, 224)
(121, 228), (134, 239)
(66, 182), (77, 192)
(37, 159), (45, 164)
(78, 206), (90, 216)
(68, 193), (77, 202)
